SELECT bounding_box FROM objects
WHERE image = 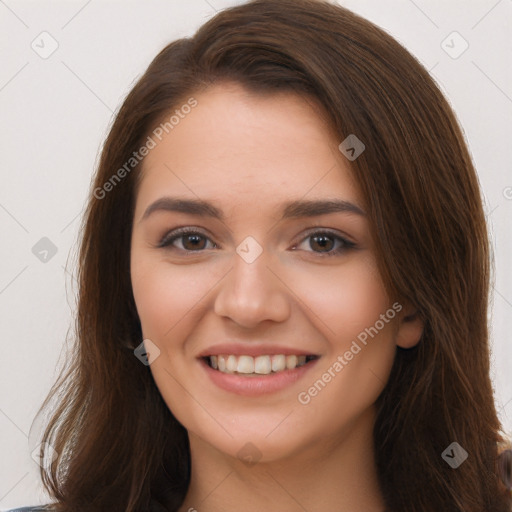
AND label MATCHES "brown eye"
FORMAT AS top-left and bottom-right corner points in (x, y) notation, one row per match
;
(294, 230), (356, 257)
(158, 229), (215, 252)
(181, 233), (208, 250)
(309, 234), (335, 252)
